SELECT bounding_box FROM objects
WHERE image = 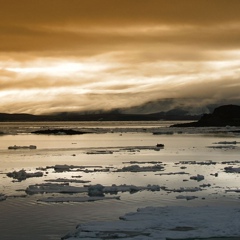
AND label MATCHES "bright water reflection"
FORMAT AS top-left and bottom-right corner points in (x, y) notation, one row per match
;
(0, 122), (240, 240)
